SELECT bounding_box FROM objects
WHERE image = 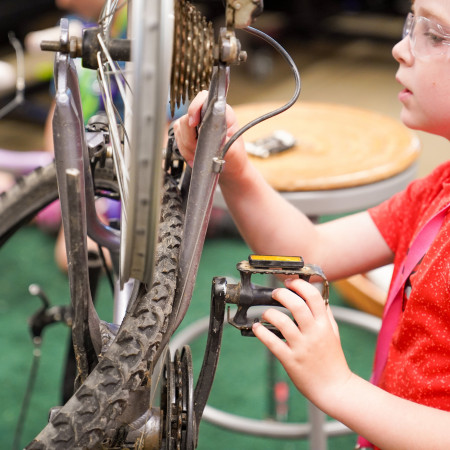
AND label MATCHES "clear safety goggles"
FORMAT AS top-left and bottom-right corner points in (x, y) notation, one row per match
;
(403, 12), (450, 57)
